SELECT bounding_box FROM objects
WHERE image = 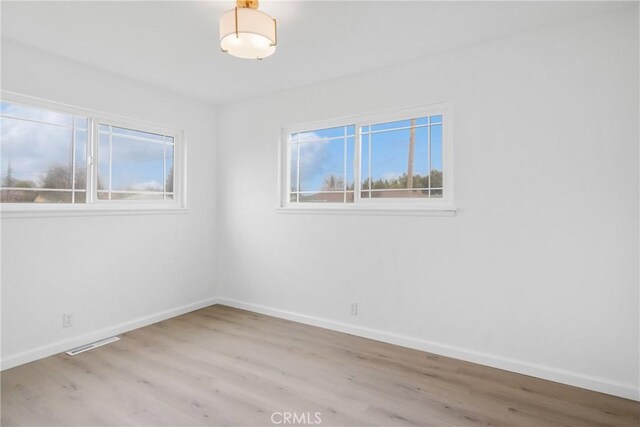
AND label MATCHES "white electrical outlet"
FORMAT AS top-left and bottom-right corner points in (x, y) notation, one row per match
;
(350, 303), (358, 316)
(63, 312), (74, 328)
